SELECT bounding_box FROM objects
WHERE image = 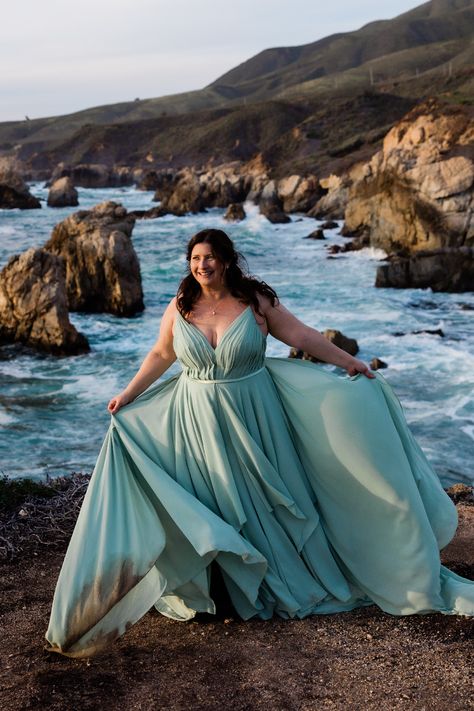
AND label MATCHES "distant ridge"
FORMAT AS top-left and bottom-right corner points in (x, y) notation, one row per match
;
(0, 0), (473, 178)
